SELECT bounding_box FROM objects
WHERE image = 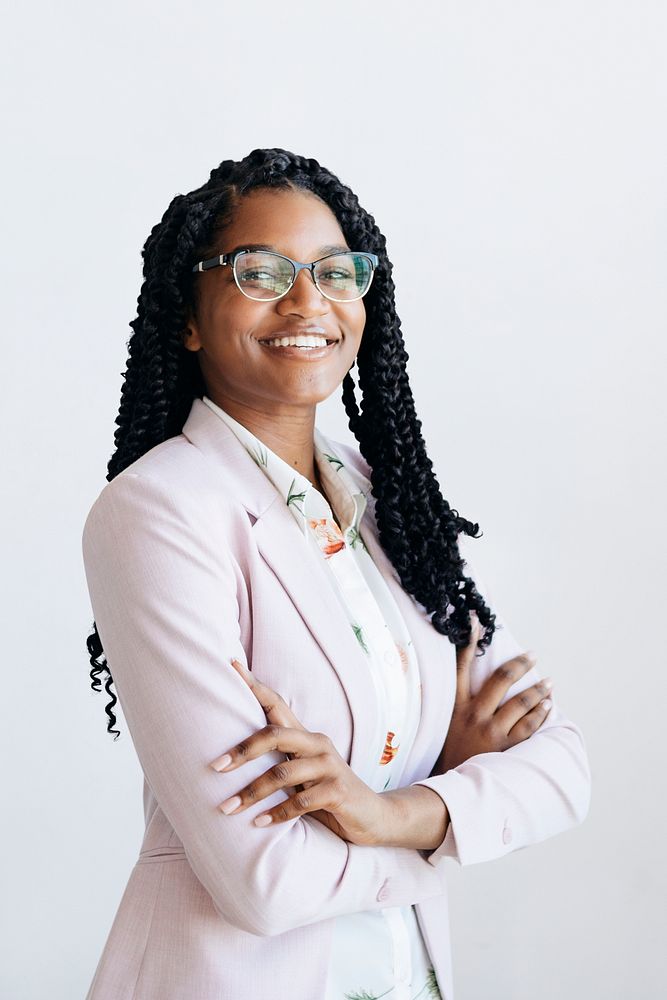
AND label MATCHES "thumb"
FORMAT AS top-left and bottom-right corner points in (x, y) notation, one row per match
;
(230, 658), (307, 732)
